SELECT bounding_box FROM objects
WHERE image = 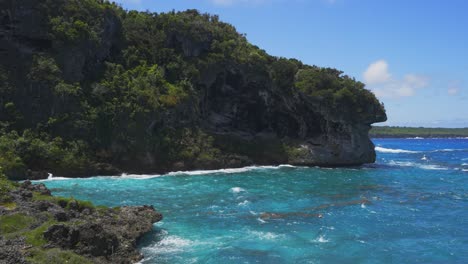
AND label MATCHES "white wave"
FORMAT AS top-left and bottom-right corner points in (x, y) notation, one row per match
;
(249, 231), (284, 240)
(421, 155), (428, 161)
(313, 235), (329, 243)
(36, 165), (304, 182)
(115, 173), (161, 180)
(34, 173), (72, 182)
(463, 169), (468, 172)
(238, 200), (250, 206)
(361, 203), (367, 209)
(278, 164), (304, 168)
(164, 165), (303, 176)
(388, 161), (415, 167)
(462, 163), (468, 166)
(375, 146), (420, 154)
(257, 218), (267, 224)
(388, 160), (449, 170)
(432, 148), (468, 153)
(230, 187), (246, 193)
(165, 166), (281, 176)
(418, 165), (449, 171)
(142, 234), (193, 254)
(406, 137), (424, 139)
